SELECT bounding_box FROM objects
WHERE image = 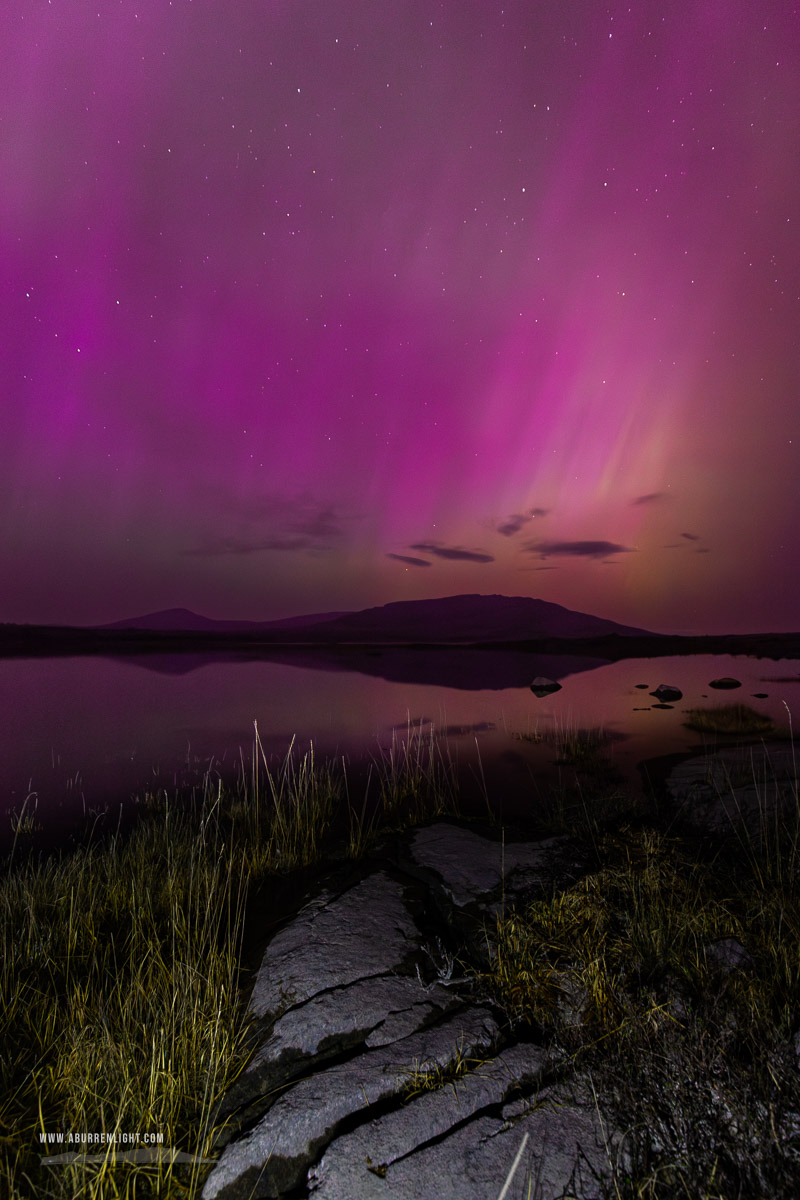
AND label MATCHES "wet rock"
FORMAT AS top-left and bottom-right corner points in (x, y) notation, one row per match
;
(752, 692), (769, 698)
(308, 1042), (554, 1198)
(530, 676), (562, 697)
(202, 1008), (500, 1199)
(650, 684), (682, 702)
(709, 676), (741, 689)
(635, 683), (649, 689)
(248, 872), (419, 1023)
